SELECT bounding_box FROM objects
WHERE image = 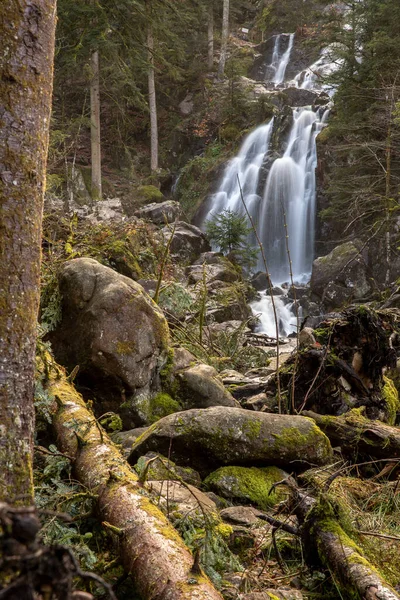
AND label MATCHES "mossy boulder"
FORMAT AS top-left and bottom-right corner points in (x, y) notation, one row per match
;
(137, 185), (164, 204)
(310, 241), (372, 310)
(204, 466), (288, 510)
(131, 392), (182, 426)
(128, 407), (333, 473)
(50, 258), (171, 428)
(134, 452), (201, 486)
(134, 200), (181, 225)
